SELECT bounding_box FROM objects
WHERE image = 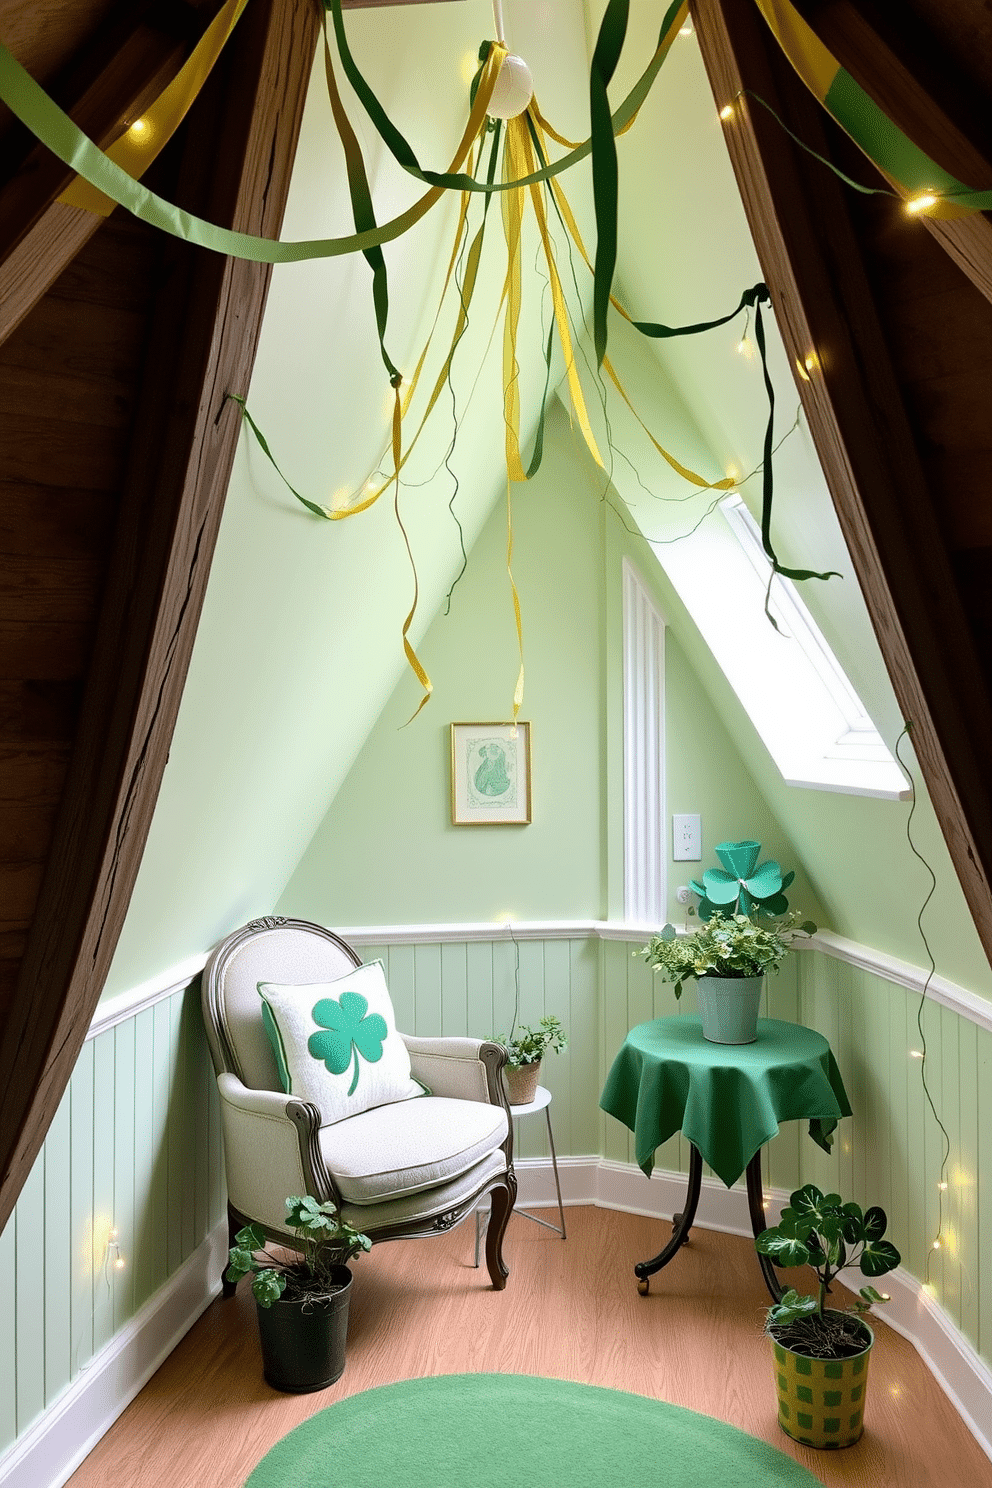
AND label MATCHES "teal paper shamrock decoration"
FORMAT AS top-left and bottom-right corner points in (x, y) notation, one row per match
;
(689, 839), (795, 921)
(308, 991), (387, 1095)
